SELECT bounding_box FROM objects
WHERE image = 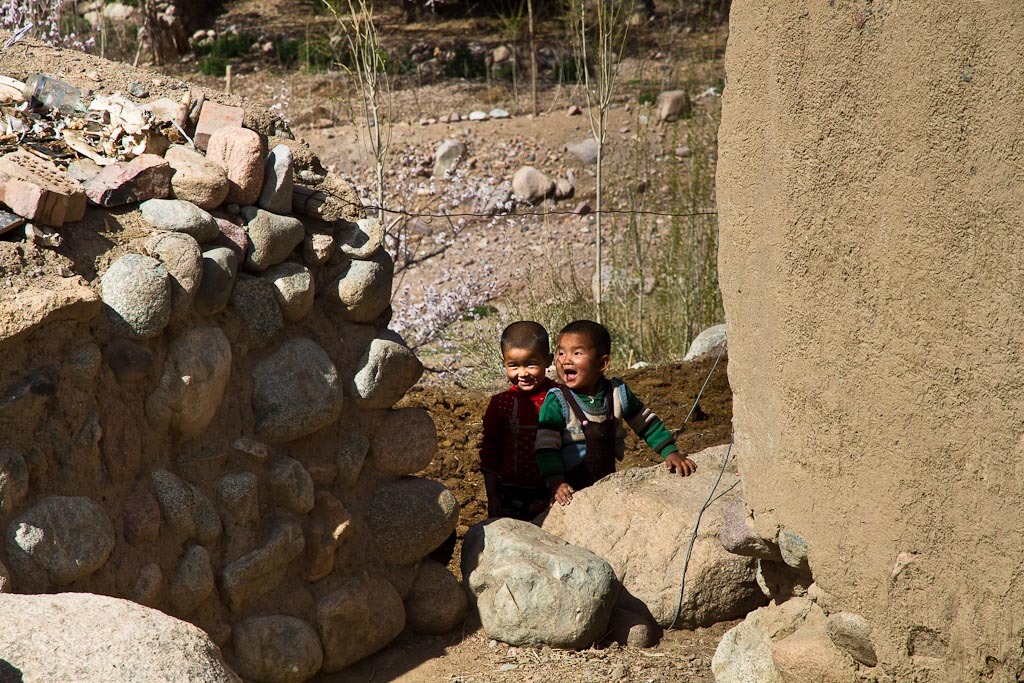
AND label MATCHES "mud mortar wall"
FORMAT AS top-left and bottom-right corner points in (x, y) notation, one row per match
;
(717, 3), (1024, 680)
